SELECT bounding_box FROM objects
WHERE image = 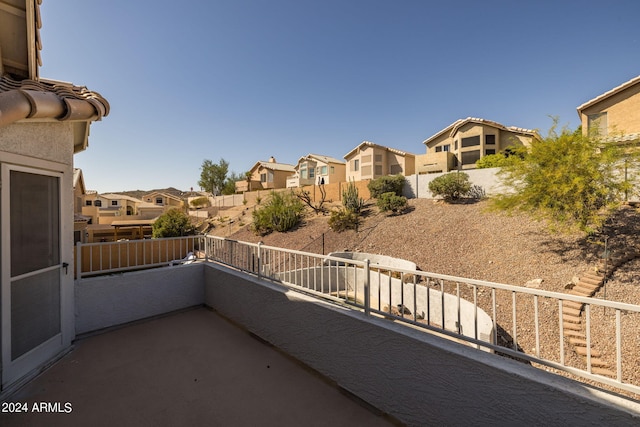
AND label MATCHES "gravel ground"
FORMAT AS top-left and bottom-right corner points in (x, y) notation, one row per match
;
(212, 198), (640, 397)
